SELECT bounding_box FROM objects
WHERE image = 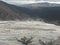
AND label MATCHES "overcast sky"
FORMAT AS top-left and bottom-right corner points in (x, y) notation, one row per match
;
(2, 0), (60, 2)
(1, 0), (60, 5)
